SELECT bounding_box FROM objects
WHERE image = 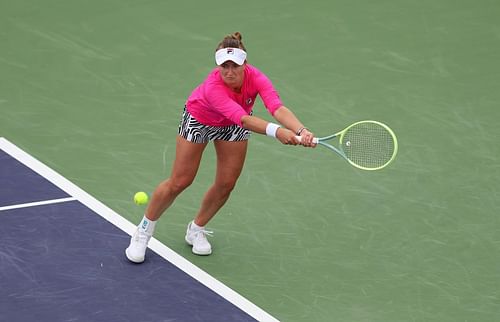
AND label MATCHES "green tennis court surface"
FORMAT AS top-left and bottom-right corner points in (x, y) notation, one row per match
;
(2, 1), (499, 321)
